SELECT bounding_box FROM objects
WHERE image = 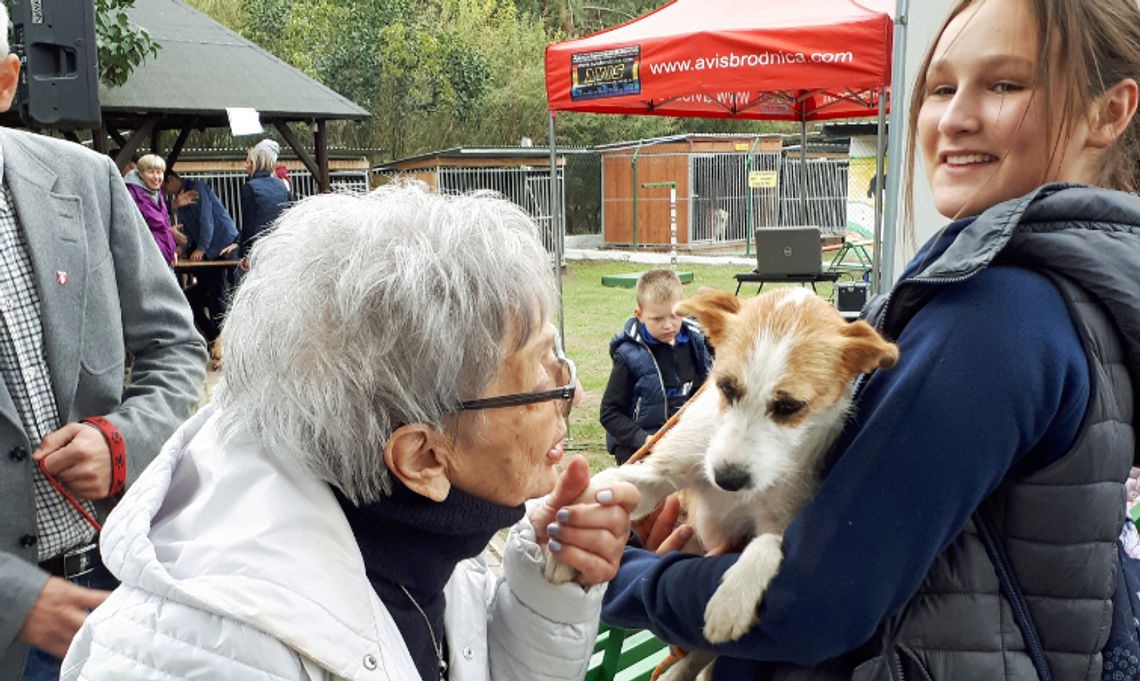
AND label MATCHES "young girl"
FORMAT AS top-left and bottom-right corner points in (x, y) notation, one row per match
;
(600, 0), (1140, 679)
